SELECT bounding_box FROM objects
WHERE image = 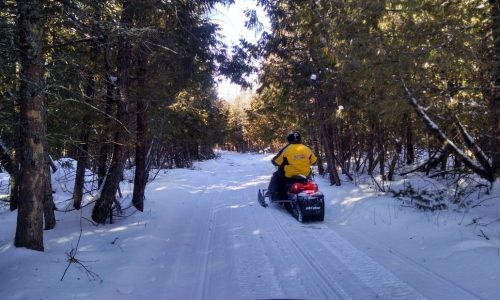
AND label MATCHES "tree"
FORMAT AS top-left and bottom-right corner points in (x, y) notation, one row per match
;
(15, 0), (47, 251)
(247, 0), (498, 188)
(91, 0), (134, 224)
